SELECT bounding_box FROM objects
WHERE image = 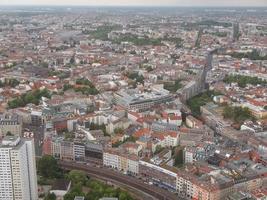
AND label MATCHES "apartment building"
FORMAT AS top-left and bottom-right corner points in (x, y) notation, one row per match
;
(139, 160), (177, 192)
(114, 88), (173, 111)
(103, 148), (139, 175)
(60, 141), (74, 161)
(186, 115), (203, 128)
(0, 114), (22, 138)
(103, 150), (120, 169)
(0, 136), (38, 200)
(183, 143), (215, 163)
(51, 136), (64, 159)
(176, 159), (267, 200)
(73, 142), (85, 161)
(152, 131), (179, 151)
